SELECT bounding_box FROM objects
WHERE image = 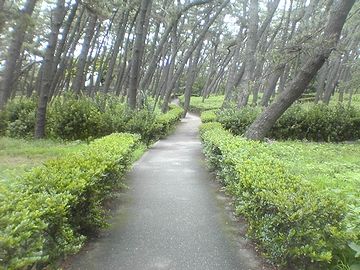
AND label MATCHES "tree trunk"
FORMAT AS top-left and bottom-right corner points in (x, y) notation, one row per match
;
(323, 56), (342, 104)
(35, 0), (66, 138)
(261, 64), (285, 106)
(237, 0), (259, 108)
(0, 0), (6, 33)
(72, 13), (97, 95)
(49, 5), (84, 99)
(314, 62), (328, 103)
(245, 0), (356, 140)
(0, 0), (38, 109)
(183, 41), (203, 117)
(127, 0), (153, 109)
(103, 9), (129, 93)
